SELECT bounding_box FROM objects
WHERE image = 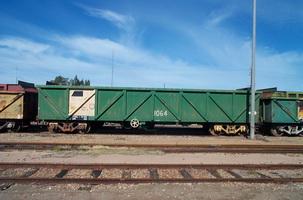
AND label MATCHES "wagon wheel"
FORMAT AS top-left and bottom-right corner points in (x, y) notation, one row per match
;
(47, 126), (55, 133)
(9, 121), (21, 132)
(208, 125), (222, 136)
(78, 123), (91, 134)
(270, 126), (284, 137)
(47, 123), (56, 133)
(130, 119), (140, 129)
(296, 126), (303, 137)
